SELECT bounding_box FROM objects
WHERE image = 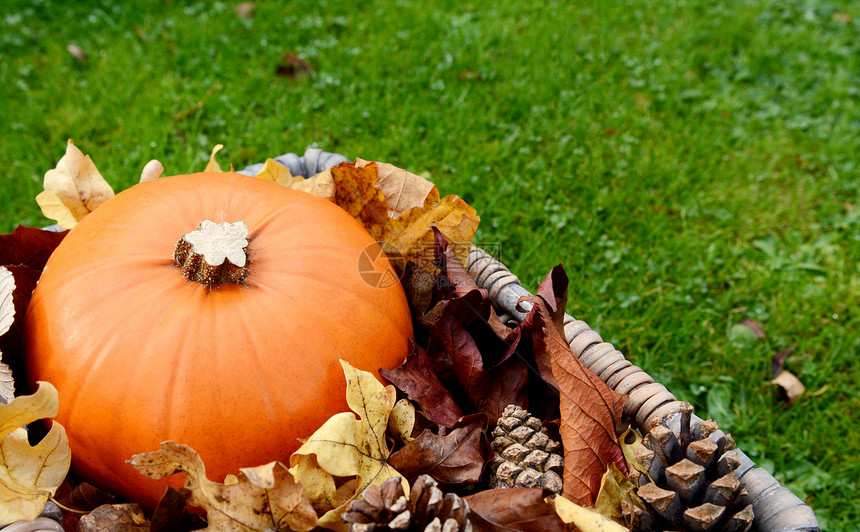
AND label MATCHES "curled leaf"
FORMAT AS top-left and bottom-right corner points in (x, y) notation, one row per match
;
(289, 361), (407, 530)
(204, 144), (225, 173)
(128, 442), (317, 531)
(549, 494), (628, 532)
(254, 159), (301, 187)
(35, 140), (114, 229)
(0, 382), (71, 526)
(140, 160), (165, 183)
(770, 370), (806, 405)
